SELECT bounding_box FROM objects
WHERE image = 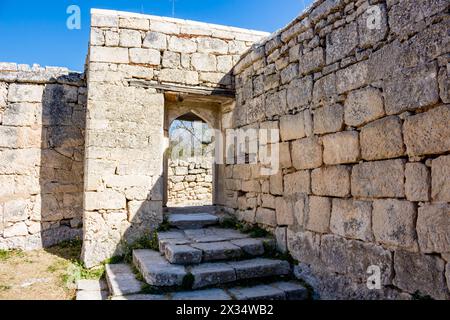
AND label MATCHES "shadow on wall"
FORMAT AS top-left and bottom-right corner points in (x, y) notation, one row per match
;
(39, 74), (86, 252)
